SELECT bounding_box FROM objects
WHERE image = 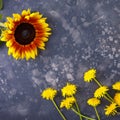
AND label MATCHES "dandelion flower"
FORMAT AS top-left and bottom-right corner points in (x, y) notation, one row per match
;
(114, 93), (120, 106)
(87, 97), (100, 107)
(41, 88), (57, 100)
(61, 83), (77, 97)
(112, 81), (120, 91)
(60, 97), (76, 110)
(1, 9), (51, 60)
(94, 86), (109, 98)
(84, 69), (96, 82)
(104, 103), (117, 116)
